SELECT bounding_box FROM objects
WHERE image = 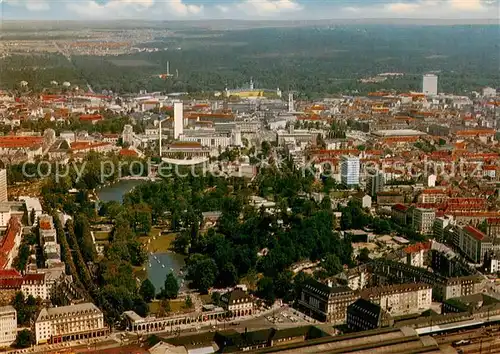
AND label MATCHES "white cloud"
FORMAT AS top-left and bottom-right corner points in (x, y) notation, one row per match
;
(166, 0), (203, 16)
(449, 0), (485, 11)
(216, 5), (230, 13)
(4, 0), (49, 11)
(385, 2), (420, 13)
(236, 0), (302, 16)
(341, 0), (497, 18)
